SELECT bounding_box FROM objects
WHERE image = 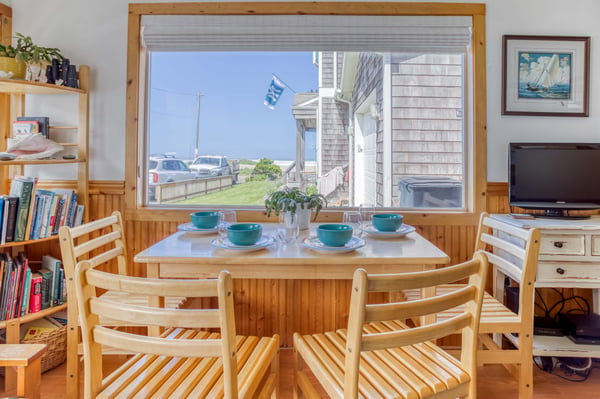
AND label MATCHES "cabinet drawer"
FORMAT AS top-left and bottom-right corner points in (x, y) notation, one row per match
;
(540, 235), (585, 256)
(591, 235), (600, 256)
(537, 262), (600, 281)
